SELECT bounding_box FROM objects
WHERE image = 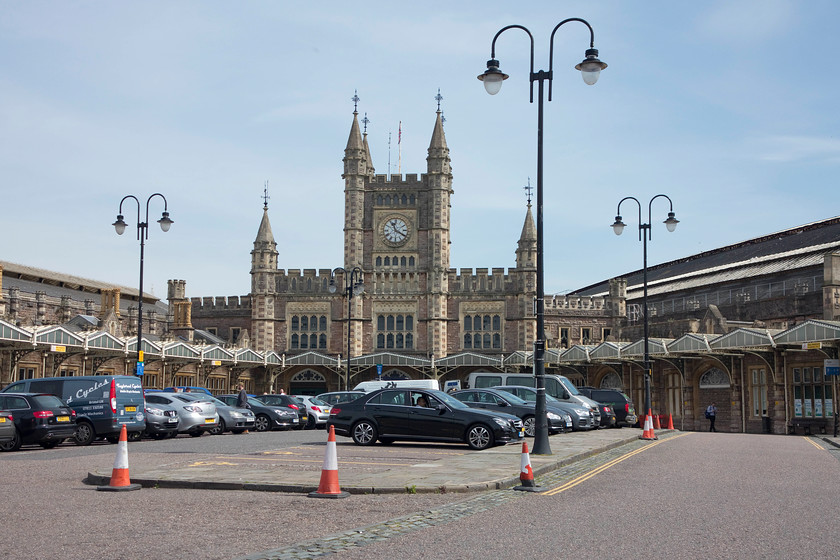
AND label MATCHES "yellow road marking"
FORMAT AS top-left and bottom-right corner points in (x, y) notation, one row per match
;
(196, 455), (414, 467)
(804, 437), (825, 450)
(541, 433), (692, 496)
